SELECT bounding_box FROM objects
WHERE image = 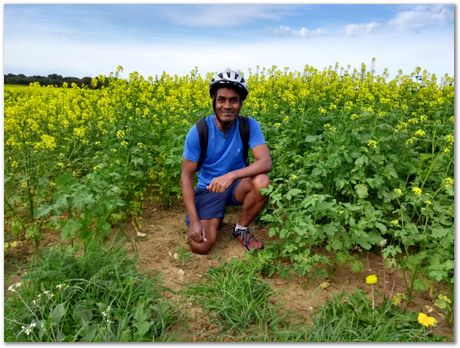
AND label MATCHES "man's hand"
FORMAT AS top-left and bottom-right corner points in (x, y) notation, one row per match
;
(207, 172), (236, 193)
(188, 222), (207, 243)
